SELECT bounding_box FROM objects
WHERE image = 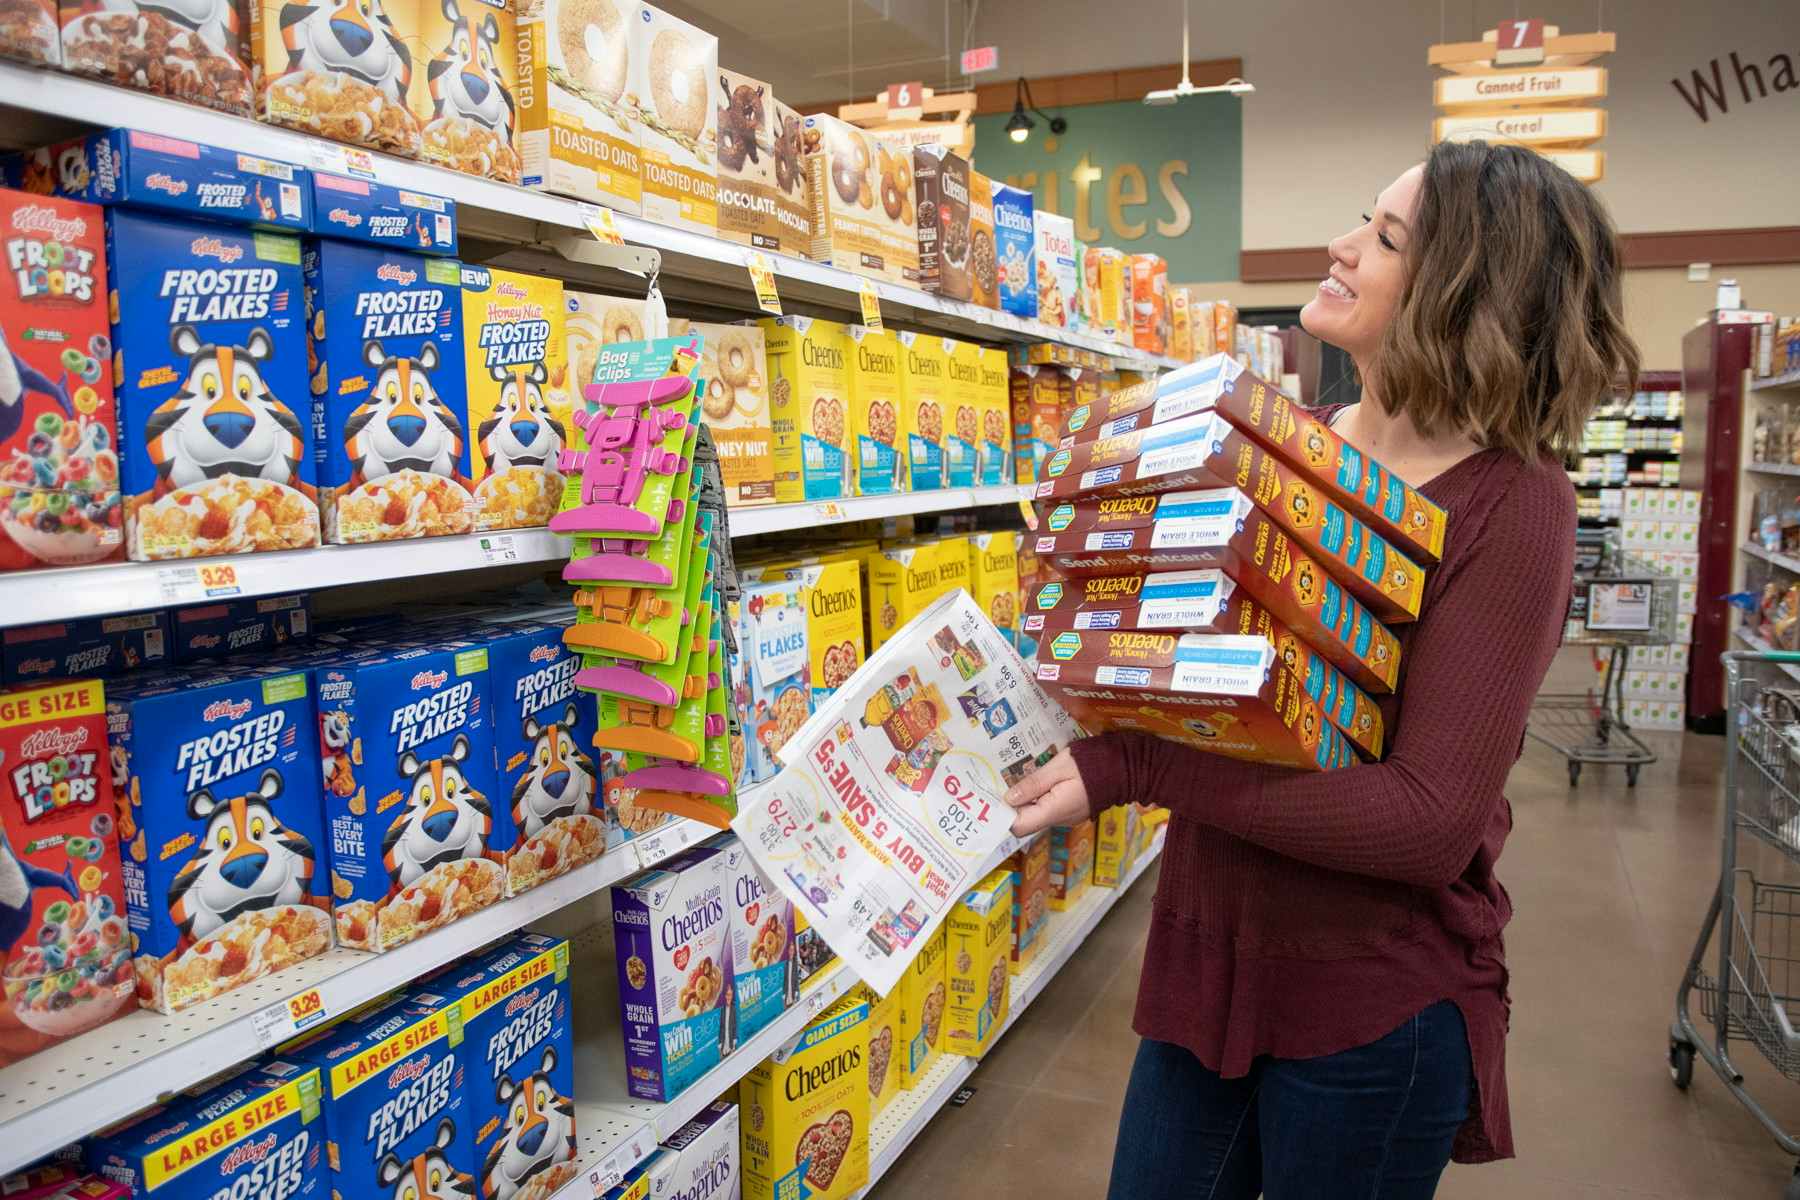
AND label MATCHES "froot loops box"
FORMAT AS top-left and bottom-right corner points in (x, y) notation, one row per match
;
(0, 679), (133, 1067)
(107, 665), (332, 1012)
(106, 209), (318, 562)
(460, 266), (570, 532)
(0, 187), (122, 572)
